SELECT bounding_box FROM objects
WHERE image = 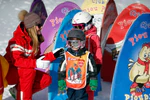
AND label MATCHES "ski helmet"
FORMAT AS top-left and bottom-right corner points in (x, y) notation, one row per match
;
(67, 29), (85, 41)
(72, 11), (93, 31)
(72, 11), (93, 24)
